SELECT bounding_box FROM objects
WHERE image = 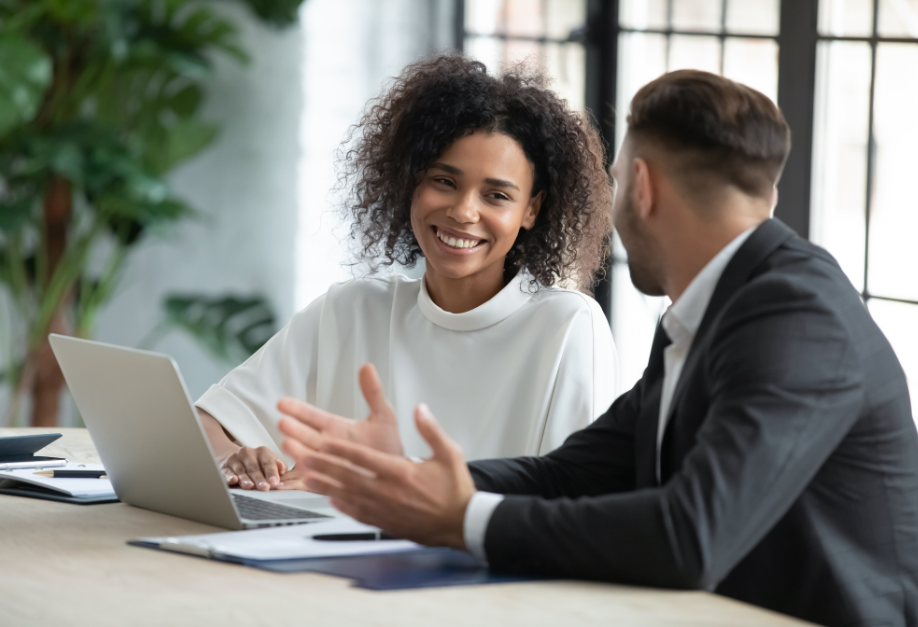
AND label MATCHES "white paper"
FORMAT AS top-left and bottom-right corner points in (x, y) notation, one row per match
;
(137, 518), (422, 561)
(0, 463), (115, 497)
